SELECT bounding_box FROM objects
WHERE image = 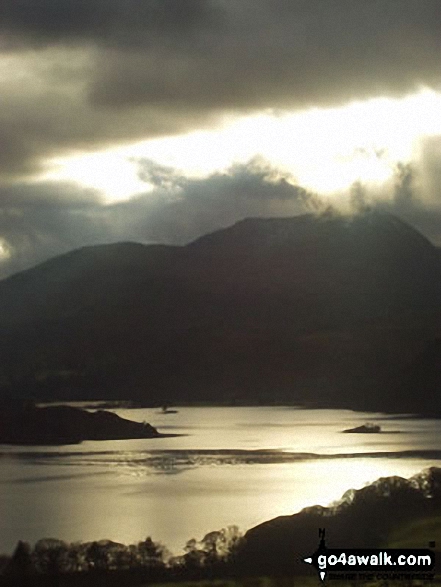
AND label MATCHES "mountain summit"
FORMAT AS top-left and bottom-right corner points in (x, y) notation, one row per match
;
(0, 211), (440, 413)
